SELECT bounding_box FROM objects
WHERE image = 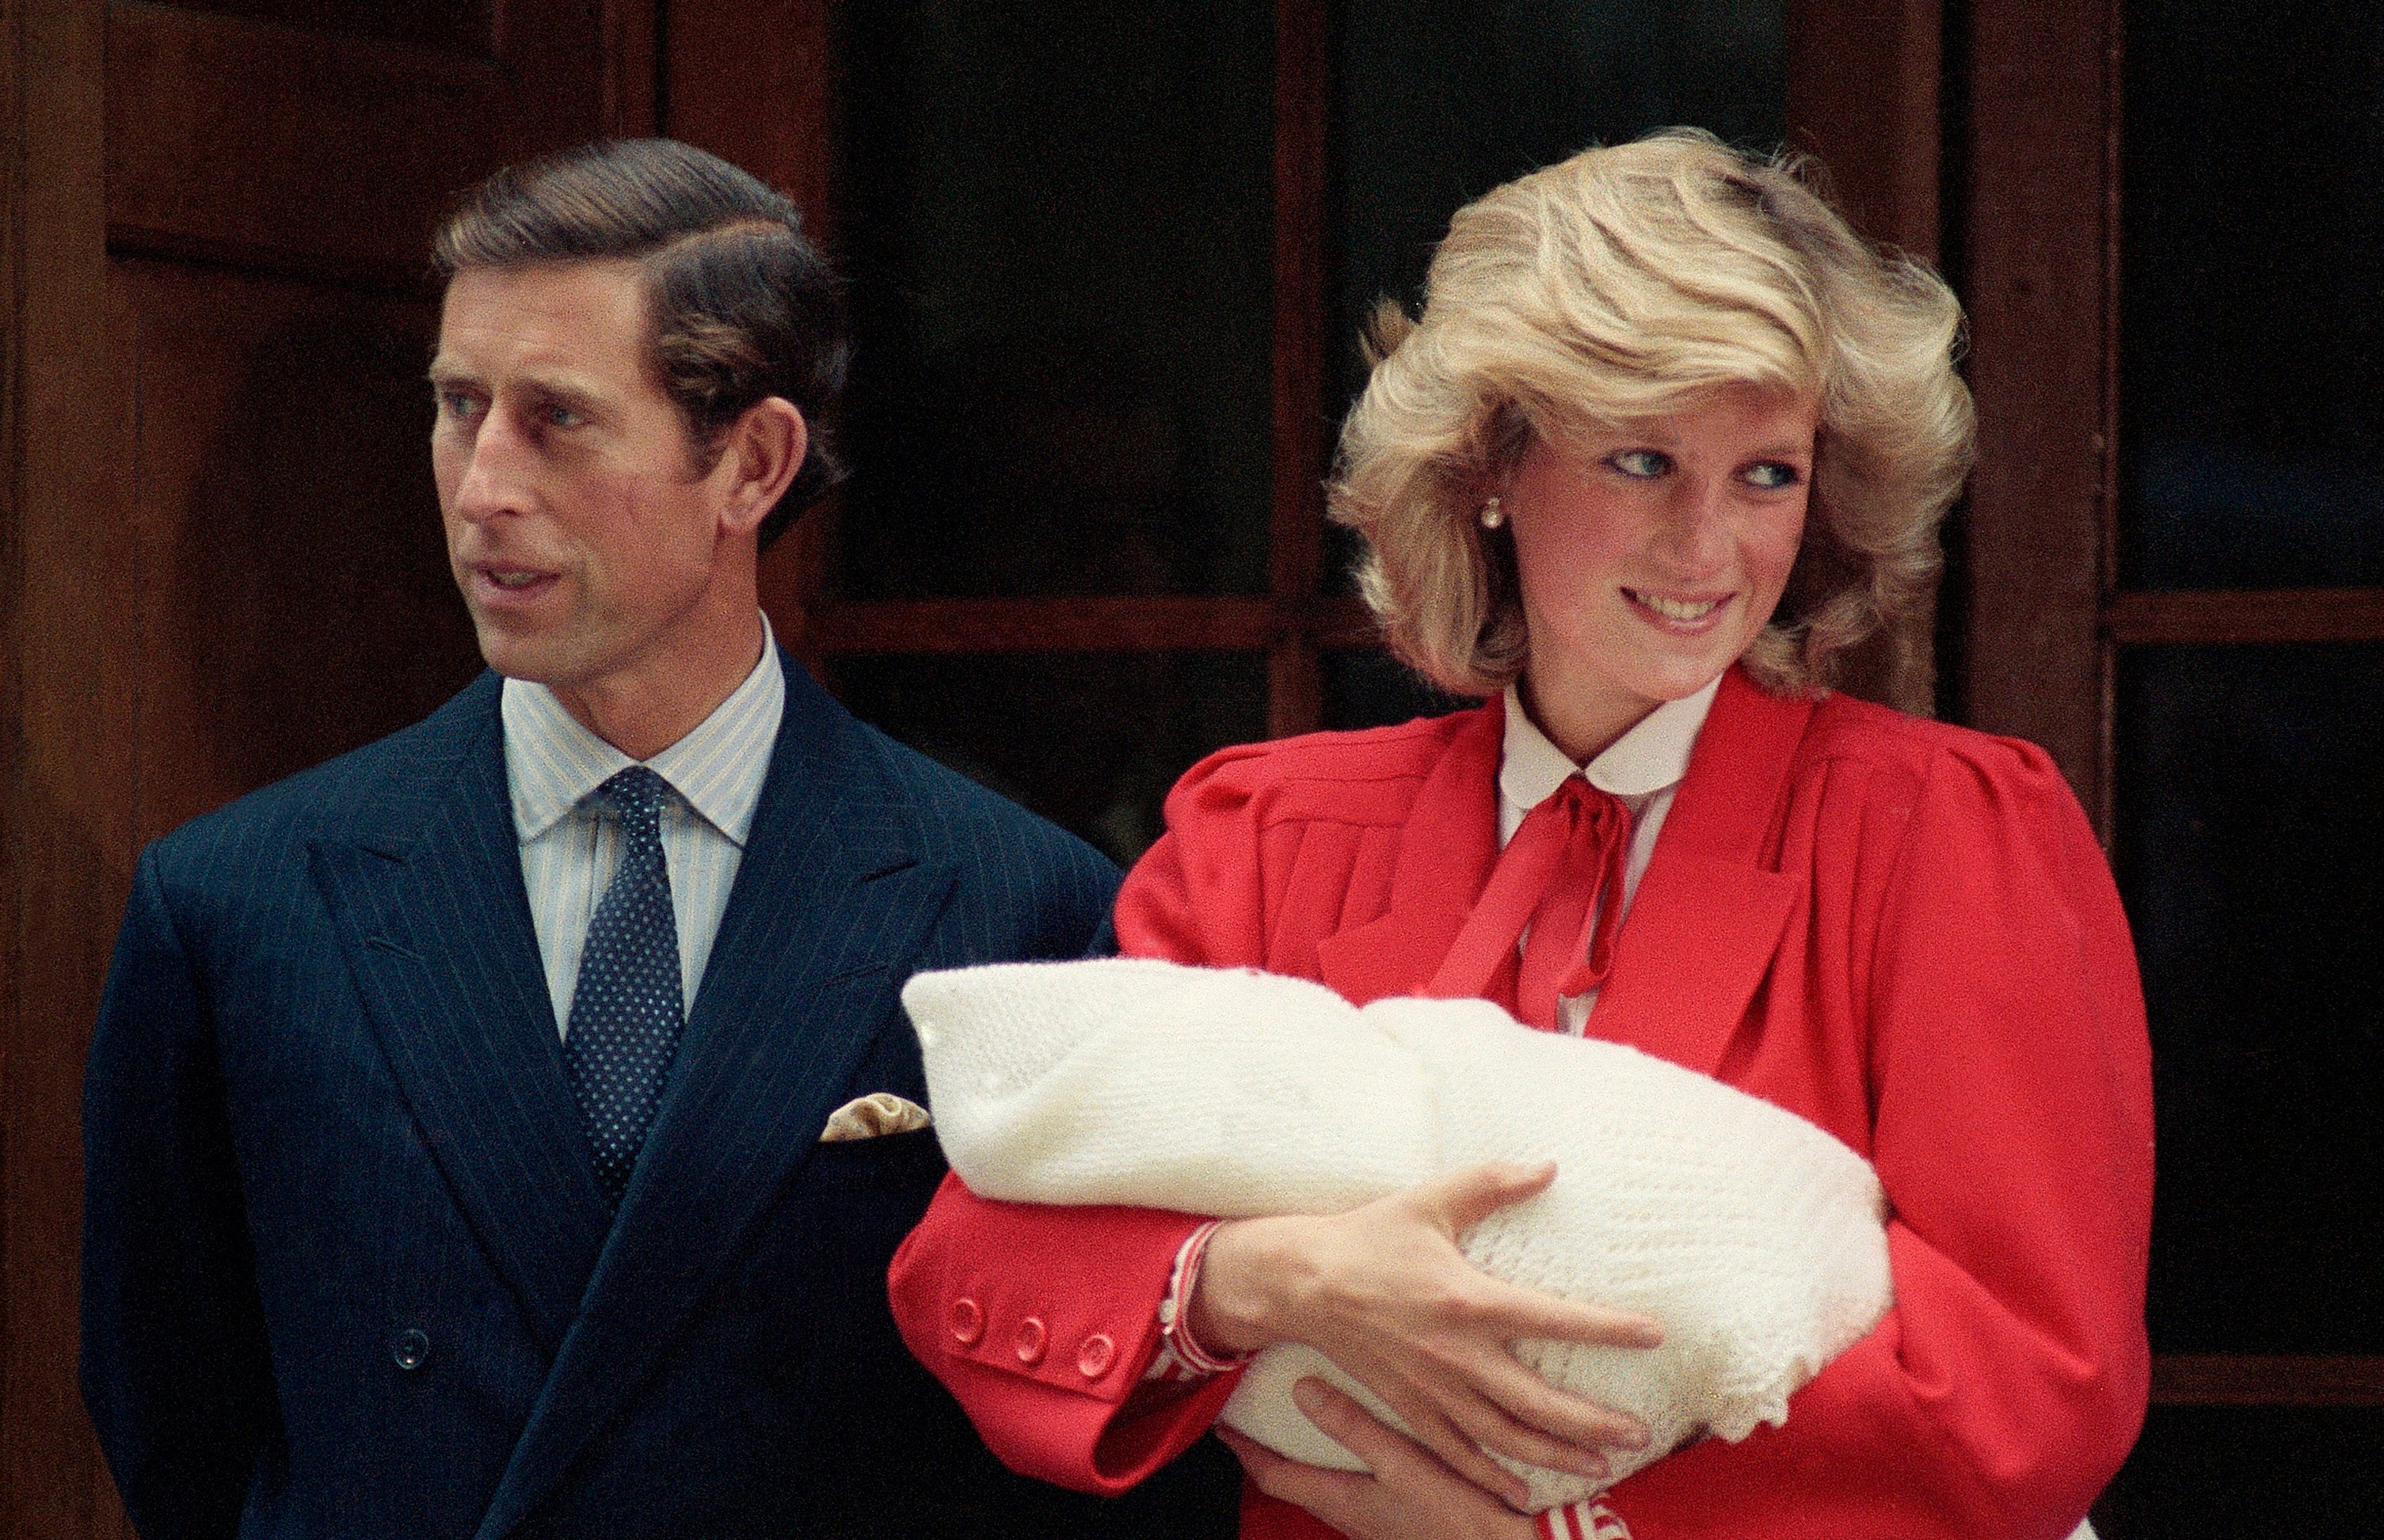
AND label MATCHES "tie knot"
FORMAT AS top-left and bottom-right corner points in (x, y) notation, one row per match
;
(599, 766), (670, 830)
(1550, 773), (1624, 827)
